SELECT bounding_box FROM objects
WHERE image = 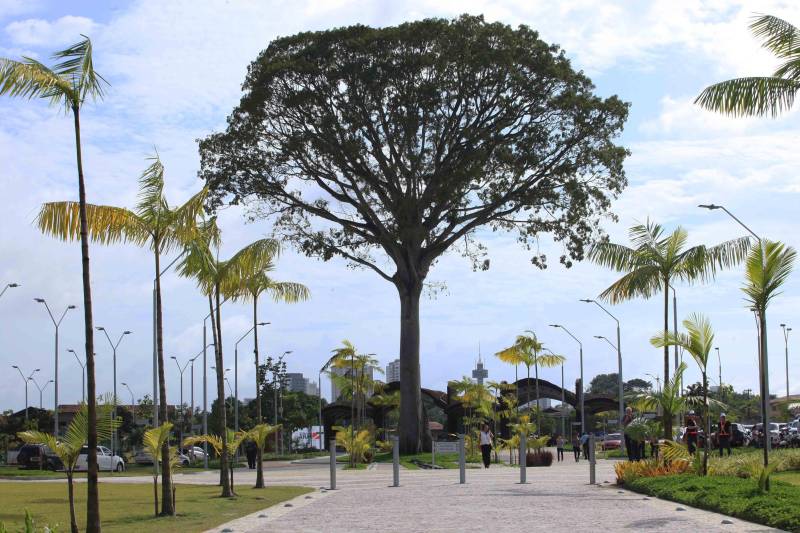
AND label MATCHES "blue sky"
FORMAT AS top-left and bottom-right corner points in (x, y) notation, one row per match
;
(1, 0), (799, 413)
